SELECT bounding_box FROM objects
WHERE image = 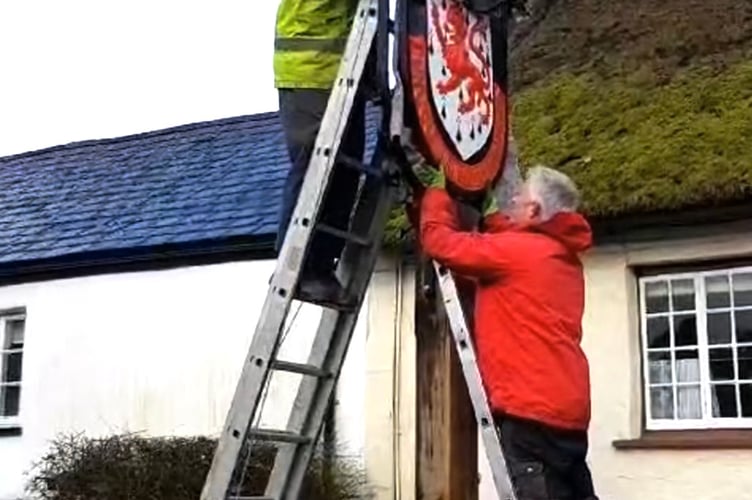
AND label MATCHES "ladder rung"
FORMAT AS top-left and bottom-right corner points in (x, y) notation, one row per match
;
(271, 360), (331, 378)
(316, 223), (372, 246)
(338, 153), (383, 177)
(247, 428), (311, 445)
(296, 293), (358, 312)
